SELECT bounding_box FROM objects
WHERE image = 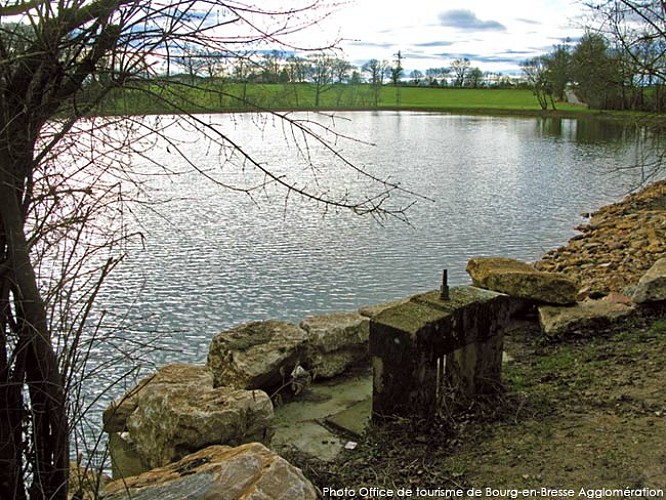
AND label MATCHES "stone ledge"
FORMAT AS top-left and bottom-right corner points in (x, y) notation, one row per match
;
(539, 298), (636, 337)
(467, 256), (578, 305)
